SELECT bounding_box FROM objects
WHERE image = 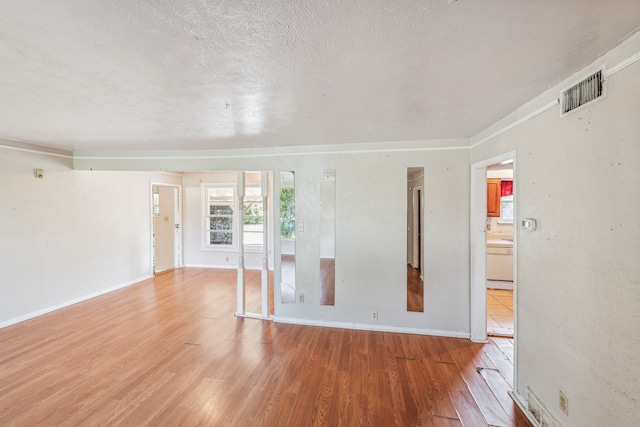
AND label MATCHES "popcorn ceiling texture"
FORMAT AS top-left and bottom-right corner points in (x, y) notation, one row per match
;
(1, 0), (639, 151)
